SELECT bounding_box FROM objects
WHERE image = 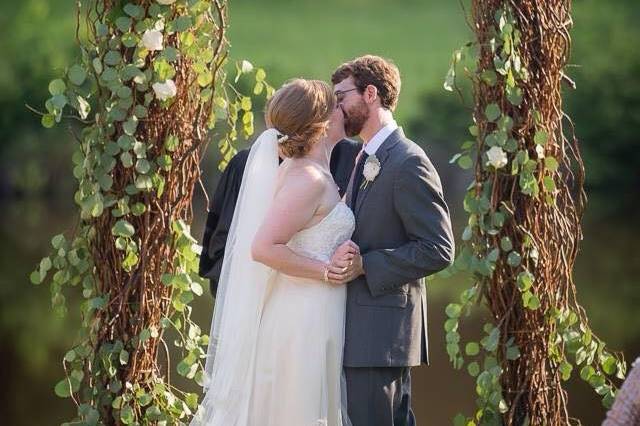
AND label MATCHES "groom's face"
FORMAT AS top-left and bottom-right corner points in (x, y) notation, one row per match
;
(334, 77), (369, 138)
